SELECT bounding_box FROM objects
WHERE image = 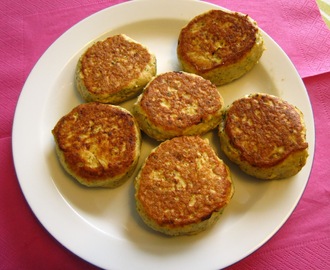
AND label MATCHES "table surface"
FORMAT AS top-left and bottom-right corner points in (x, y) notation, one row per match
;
(1, 0), (329, 269)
